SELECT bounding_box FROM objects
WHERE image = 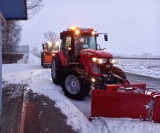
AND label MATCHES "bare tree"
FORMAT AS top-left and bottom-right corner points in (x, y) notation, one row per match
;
(30, 47), (41, 57)
(27, 0), (43, 18)
(44, 31), (59, 43)
(2, 21), (22, 55)
(32, 46), (39, 54)
(2, 0), (44, 55)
